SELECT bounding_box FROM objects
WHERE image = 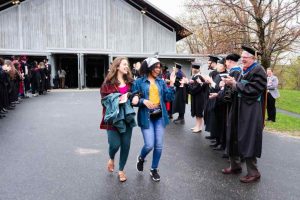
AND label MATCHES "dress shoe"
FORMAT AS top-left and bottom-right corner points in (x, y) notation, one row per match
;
(221, 154), (229, 159)
(213, 145), (224, 151)
(221, 167), (242, 174)
(240, 173), (261, 183)
(209, 143), (219, 147)
(205, 136), (215, 140)
(192, 129), (202, 133)
(0, 110), (7, 114)
(173, 118), (185, 124)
